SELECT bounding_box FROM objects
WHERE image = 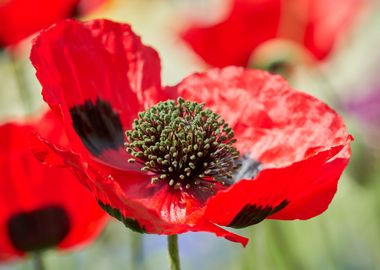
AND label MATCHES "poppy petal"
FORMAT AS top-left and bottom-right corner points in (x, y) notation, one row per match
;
(268, 146), (351, 220)
(204, 143), (350, 228)
(172, 67), (351, 168)
(31, 131), (248, 245)
(31, 132), (161, 230)
(181, 0), (281, 67)
(30, 19), (164, 169)
(181, 0), (364, 66)
(0, 0), (106, 47)
(302, 0), (364, 60)
(0, 112), (107, 257)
